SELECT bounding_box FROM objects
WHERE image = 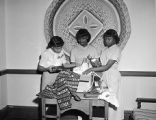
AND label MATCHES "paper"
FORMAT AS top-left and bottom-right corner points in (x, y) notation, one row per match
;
(77, 75), (91, 92)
